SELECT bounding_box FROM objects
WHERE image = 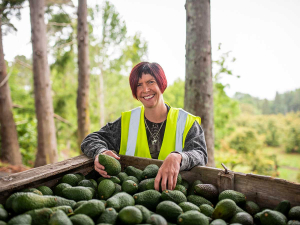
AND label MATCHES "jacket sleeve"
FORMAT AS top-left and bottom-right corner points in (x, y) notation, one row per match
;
(173, 120), (208, 171)
(80, 117), (122, 159)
